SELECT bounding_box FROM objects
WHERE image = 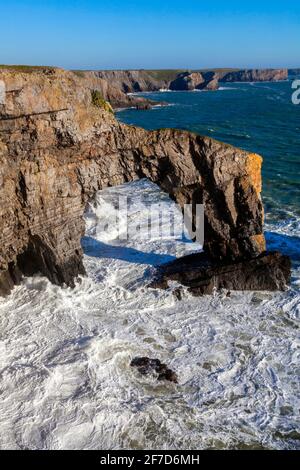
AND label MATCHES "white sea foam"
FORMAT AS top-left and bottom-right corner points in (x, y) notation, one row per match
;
(0, 180), (299, 450)
(218, 86), (239, 91)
